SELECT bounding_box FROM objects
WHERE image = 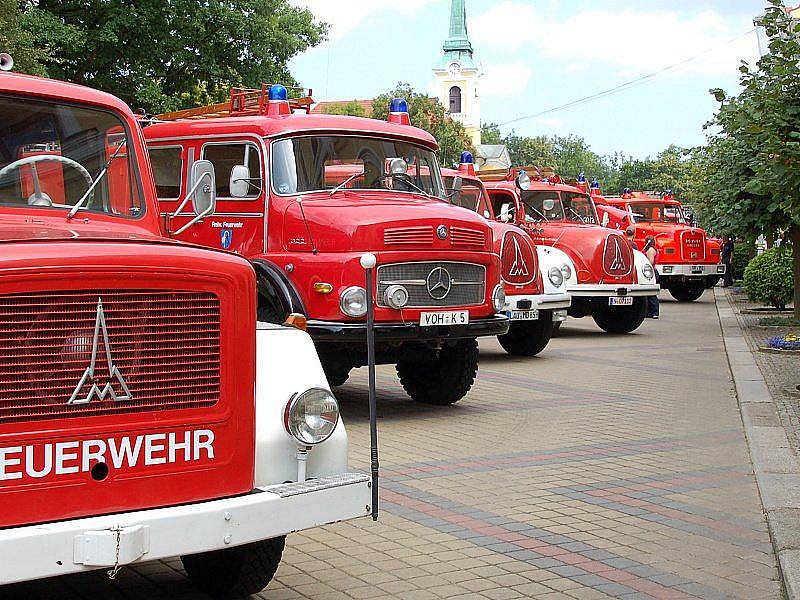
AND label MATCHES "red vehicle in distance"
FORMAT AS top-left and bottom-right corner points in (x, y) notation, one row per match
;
(0, 71), (372, 594)
(443, 153), (571, 356)
(480, 169), (660, 334)
(143, 87), (508, 405)
(598, 190), (726, 302)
